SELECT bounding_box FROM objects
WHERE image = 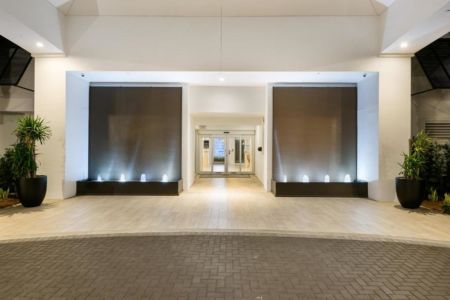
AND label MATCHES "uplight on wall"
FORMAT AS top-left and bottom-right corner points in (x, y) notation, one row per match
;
(324, 175), (330, 183)
(36, 42), (44, 48)
(344, 174), (352, 183)
(283, 175), (288, 183)
(400, 42), (408, 49)
(140, 174), (147, 182)
(97, 175), (103, 182)
(119, 174), (126, 182)
(162, 174), (168, 183)
(302, 175), (309, 183)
